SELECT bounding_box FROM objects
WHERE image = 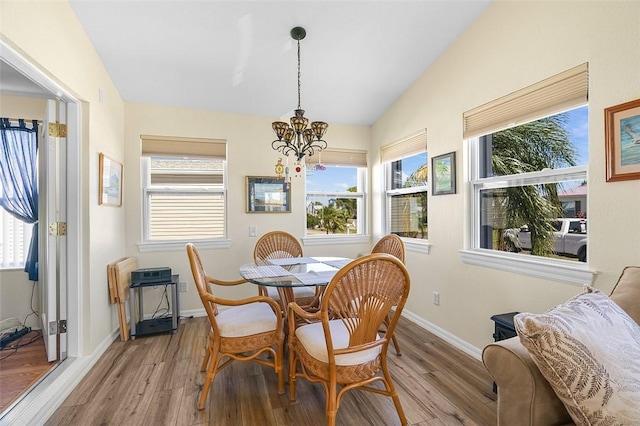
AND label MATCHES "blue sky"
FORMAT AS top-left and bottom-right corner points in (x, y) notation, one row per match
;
(564, 105), (589, 166)
(305, 105), (589, 194)
(306, 165), (356, 193)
